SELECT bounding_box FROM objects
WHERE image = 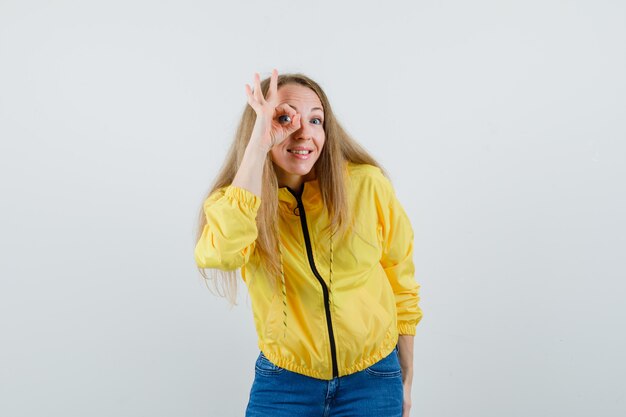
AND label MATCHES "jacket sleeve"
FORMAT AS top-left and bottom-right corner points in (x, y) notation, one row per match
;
(376, 174), (423, 335)
(194, 185), (261, 270)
